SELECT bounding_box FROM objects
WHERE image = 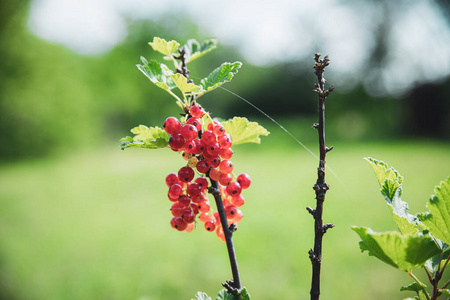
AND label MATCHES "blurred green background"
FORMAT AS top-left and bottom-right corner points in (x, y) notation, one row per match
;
(1, 0), (450, 299)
